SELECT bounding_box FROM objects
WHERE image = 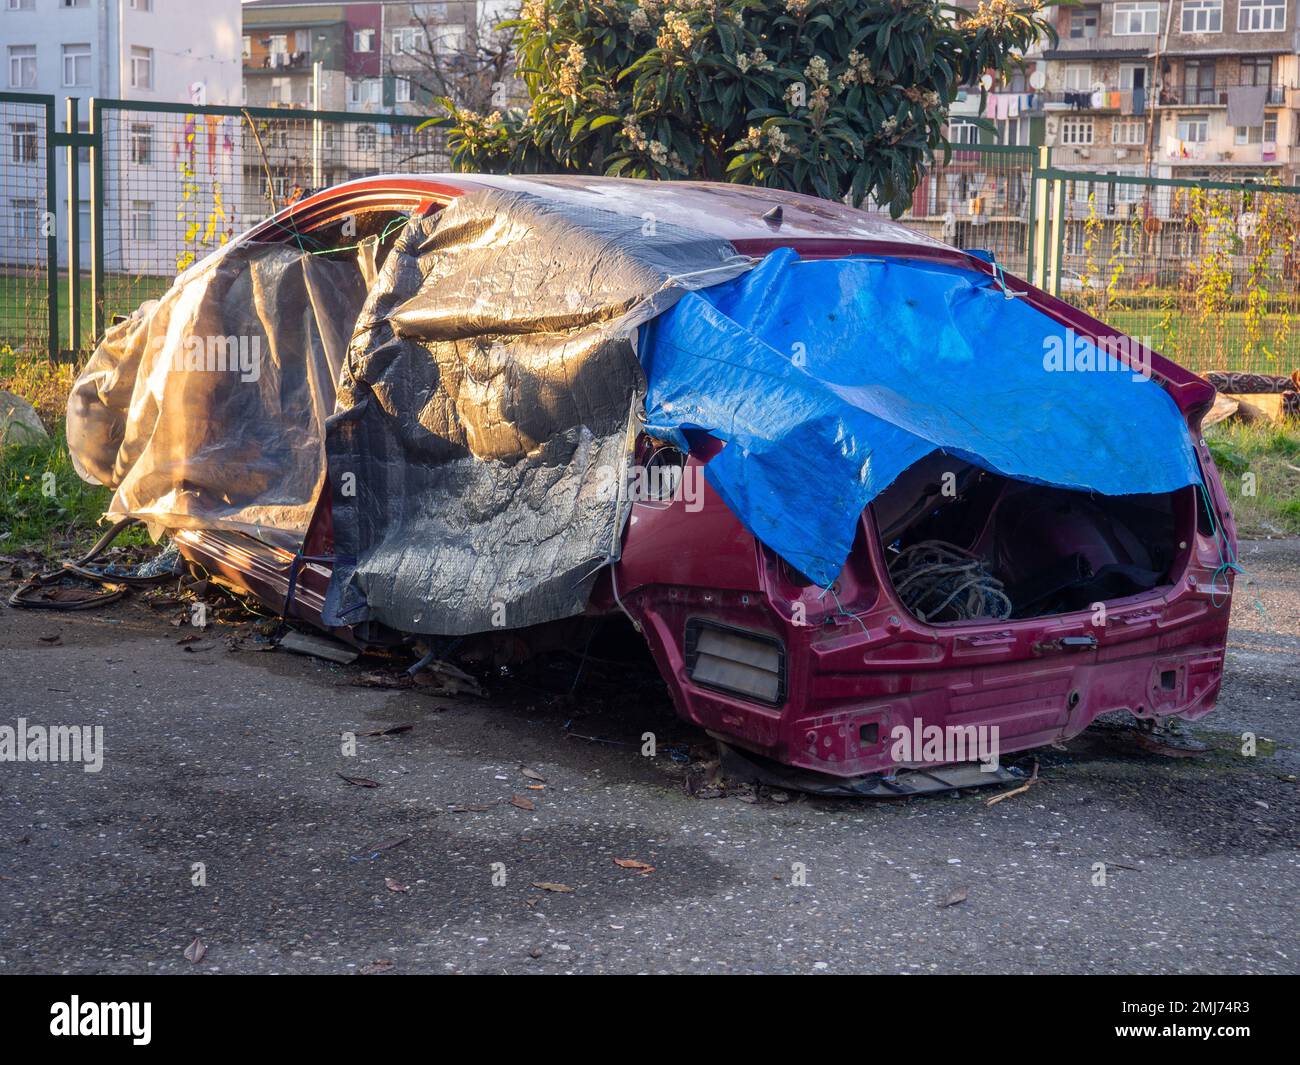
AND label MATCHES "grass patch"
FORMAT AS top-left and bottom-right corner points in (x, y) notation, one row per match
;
(1205, 421), (1300, 537)
(0, 342), (149, 554)
(0, 344), (79, 429)
(0, 426), (148, 555)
